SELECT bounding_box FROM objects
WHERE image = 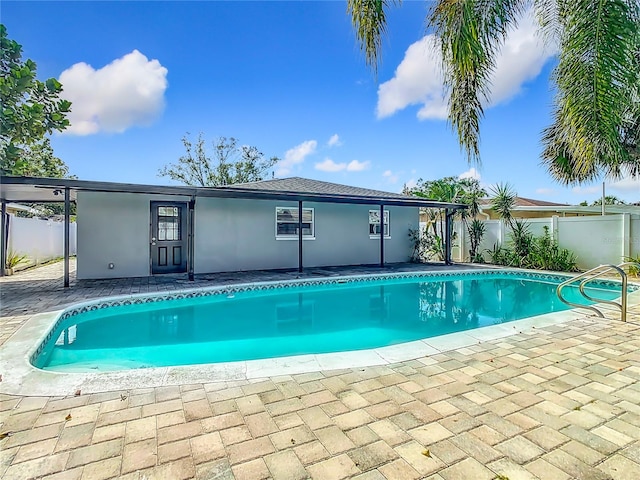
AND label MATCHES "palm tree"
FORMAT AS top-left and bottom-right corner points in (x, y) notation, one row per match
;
(348, 0), (640, 184)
